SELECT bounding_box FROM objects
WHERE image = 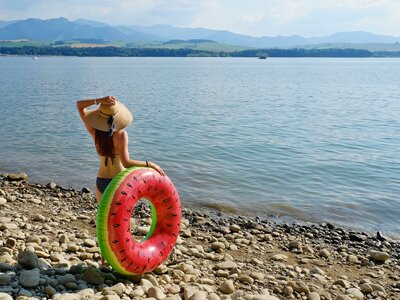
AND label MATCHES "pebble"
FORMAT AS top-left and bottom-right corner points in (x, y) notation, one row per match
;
(271, 254), (287, 261)
(0, 293), (12, 300)
(346, 288), (364, 299)
(320, 249), (330, 258)
(19, 269), (40, 288)
(190, 290), (207, 300)
(220, 280), (235, 294)
(369, 251), (389, 263)
(308, 292), (321, 300)
(84, 238), (96, 247)
(0, 274), (11, 285)
(0, 198), (6, 206)
(17, 251), (39, 269)
(215, 261), (237, 270)
(82, 268), (104, 285)
(147, 286), (166, 299)
(0, 178), (399, 300)
(288, 281), (310, 293)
